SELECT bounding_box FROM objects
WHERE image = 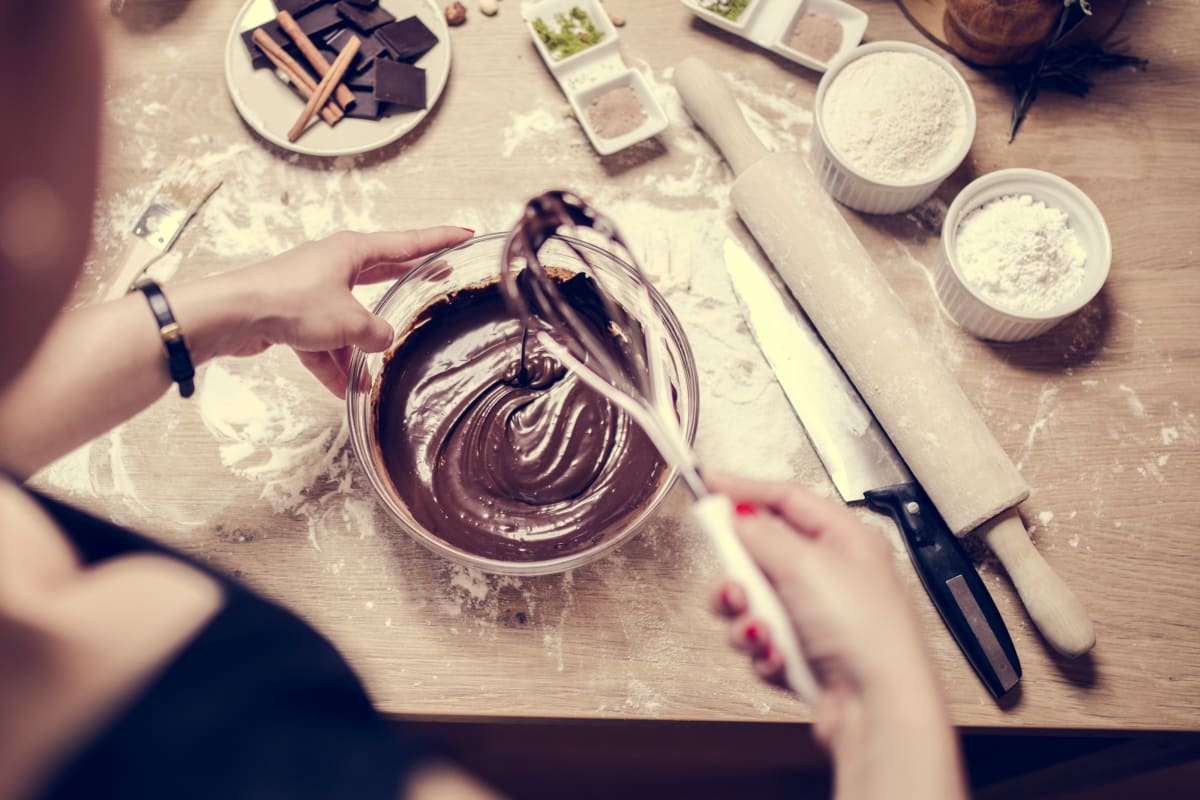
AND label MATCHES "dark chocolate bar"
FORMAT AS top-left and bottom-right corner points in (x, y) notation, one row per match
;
(343, 0), (379, 8)
(296, 5), (342, 37)
(274, 0), (324, 15)
(329, 27), (389, 74)
(320, 26), (347, 44)
(348, 62), (377, 90)
(373, 59), (426, 110)
(336, 1), (394, 32)
(345, 90), (387, 120)
(376, 17), (438, 63)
